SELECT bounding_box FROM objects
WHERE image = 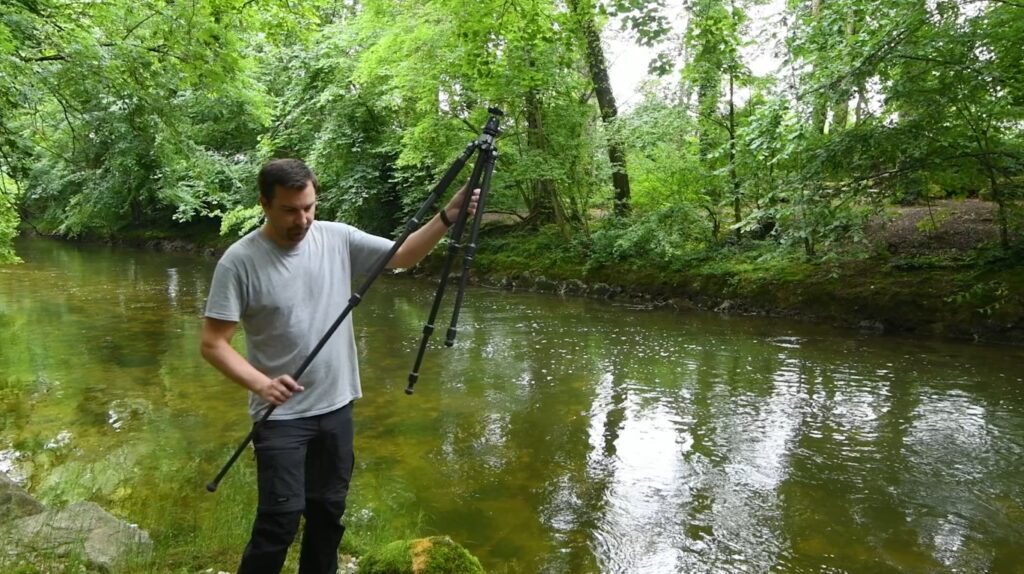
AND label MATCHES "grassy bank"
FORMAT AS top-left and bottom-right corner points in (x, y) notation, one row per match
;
(459, 223), (1024, 345)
